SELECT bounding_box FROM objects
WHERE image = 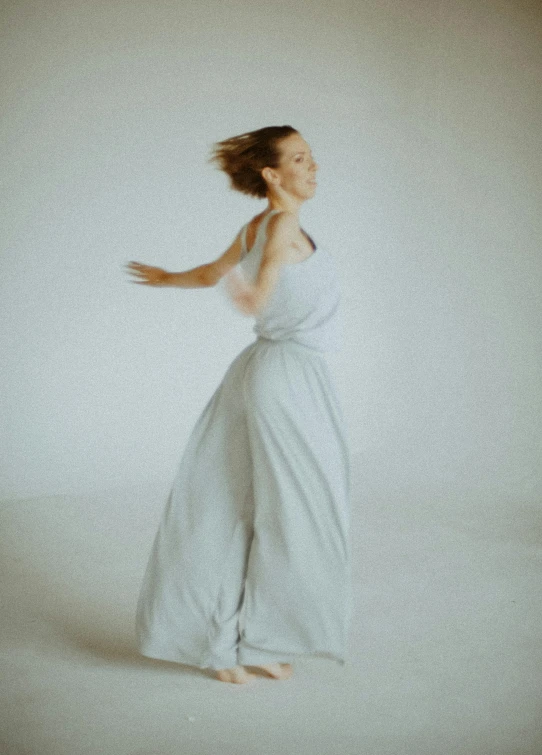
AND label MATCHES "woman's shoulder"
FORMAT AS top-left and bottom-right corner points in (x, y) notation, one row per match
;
(263, 212), (301, 267)
(244, 210), (297, 246)
(246, 208), (294, 224)
(266, 210), (298, 236)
